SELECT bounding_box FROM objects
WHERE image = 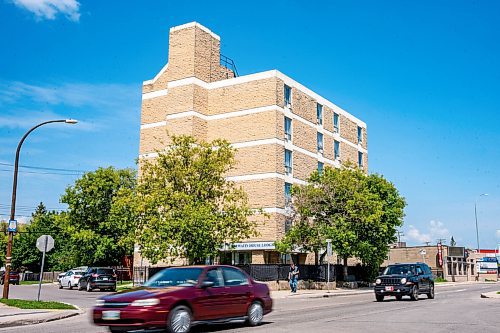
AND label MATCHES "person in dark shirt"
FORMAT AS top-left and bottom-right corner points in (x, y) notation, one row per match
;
(288, 262), (299, 293)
